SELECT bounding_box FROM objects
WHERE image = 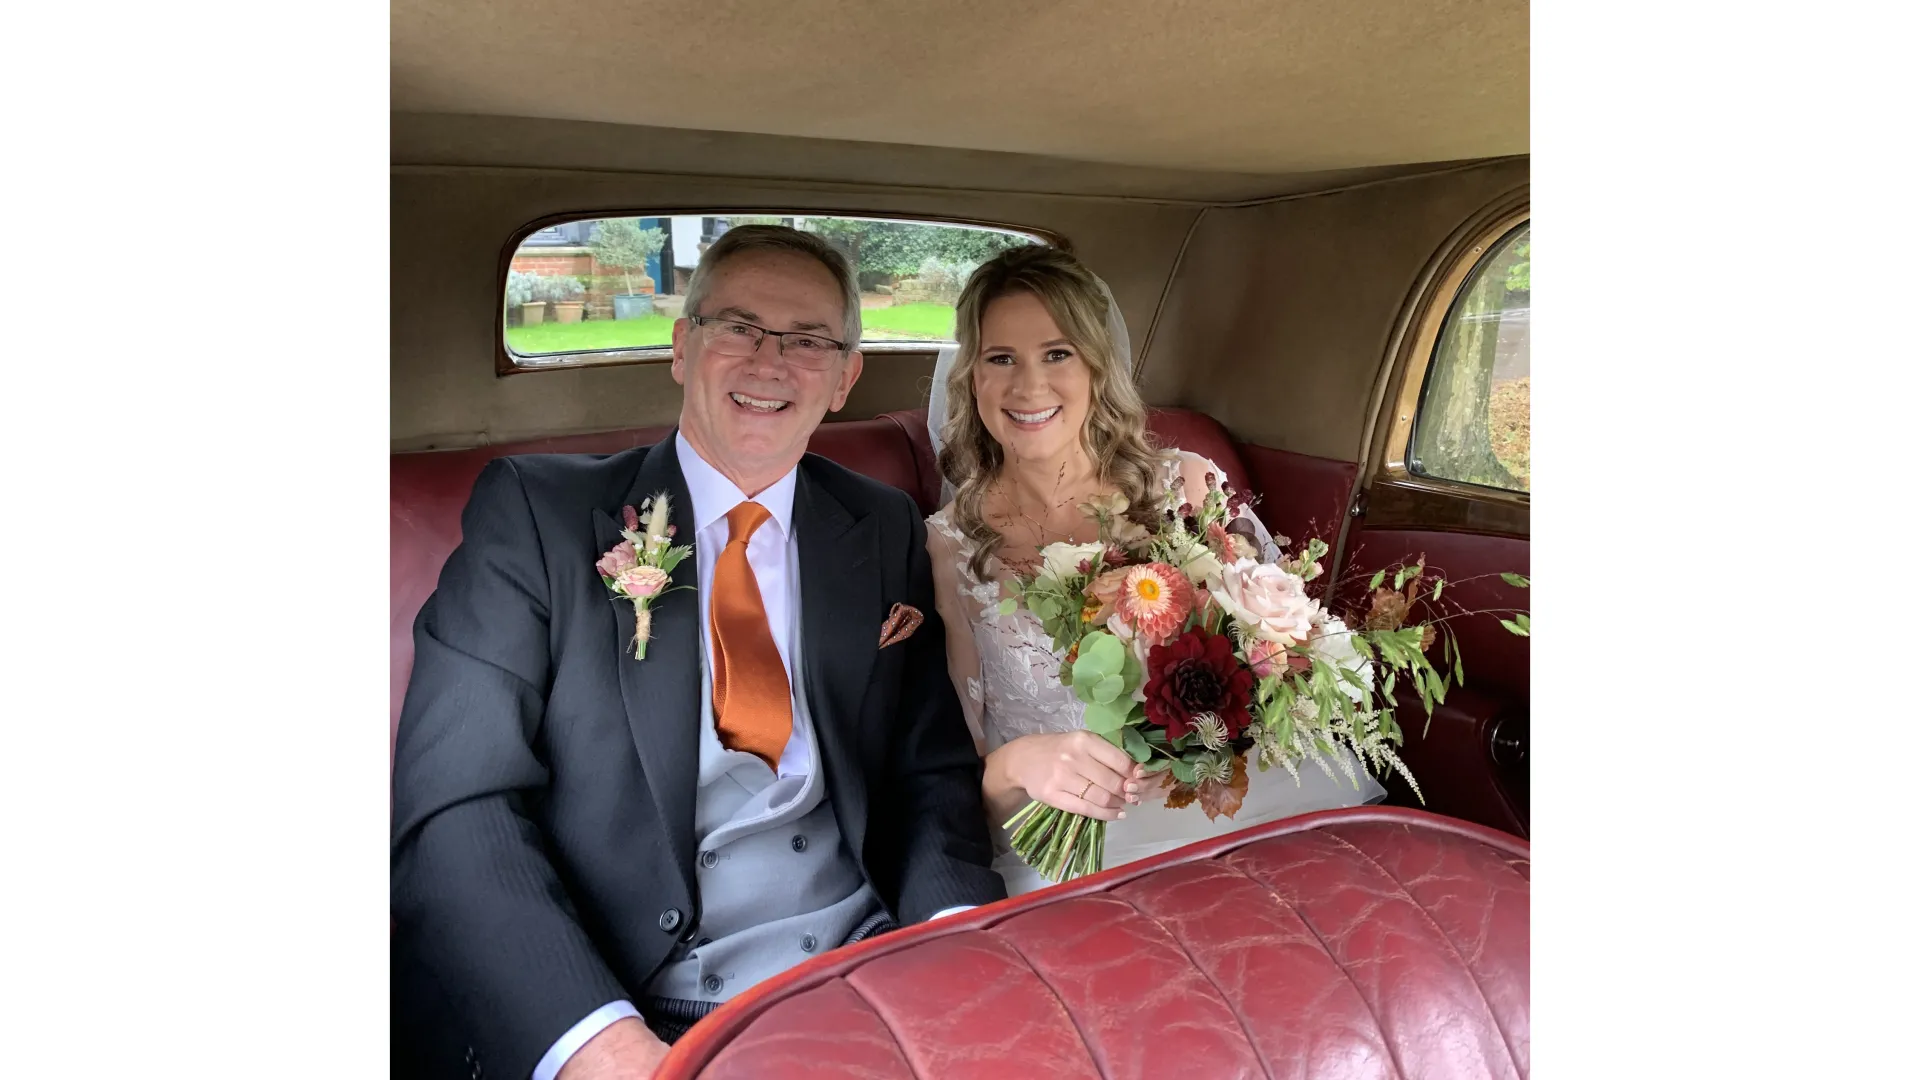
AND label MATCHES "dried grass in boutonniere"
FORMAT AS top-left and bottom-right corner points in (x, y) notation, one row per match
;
(596, 493), (694, 659)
